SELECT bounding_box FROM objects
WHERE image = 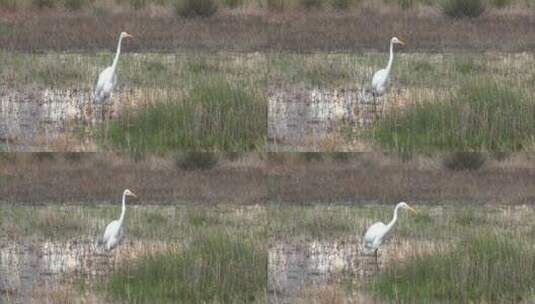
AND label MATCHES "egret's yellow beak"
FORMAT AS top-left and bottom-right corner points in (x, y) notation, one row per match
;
(399, 39), (406, 45)
(130, 192), (137, 198)
(125, 33), (134, 38)
(407, 206), (417, 214)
